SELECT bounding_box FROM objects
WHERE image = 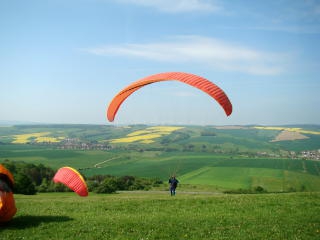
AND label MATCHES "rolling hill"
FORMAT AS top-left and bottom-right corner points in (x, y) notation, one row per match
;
(0, 124), (320, 192)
